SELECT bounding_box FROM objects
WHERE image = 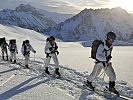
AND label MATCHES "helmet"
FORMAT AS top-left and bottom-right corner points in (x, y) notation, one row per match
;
(9, 39), (16, 44)
(106, 32), (116, 41)
(46, 37), (49, 41)
(25, 40), (29, 43)
(49, 36), (55, 41)
(22, 41), (25, 45)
